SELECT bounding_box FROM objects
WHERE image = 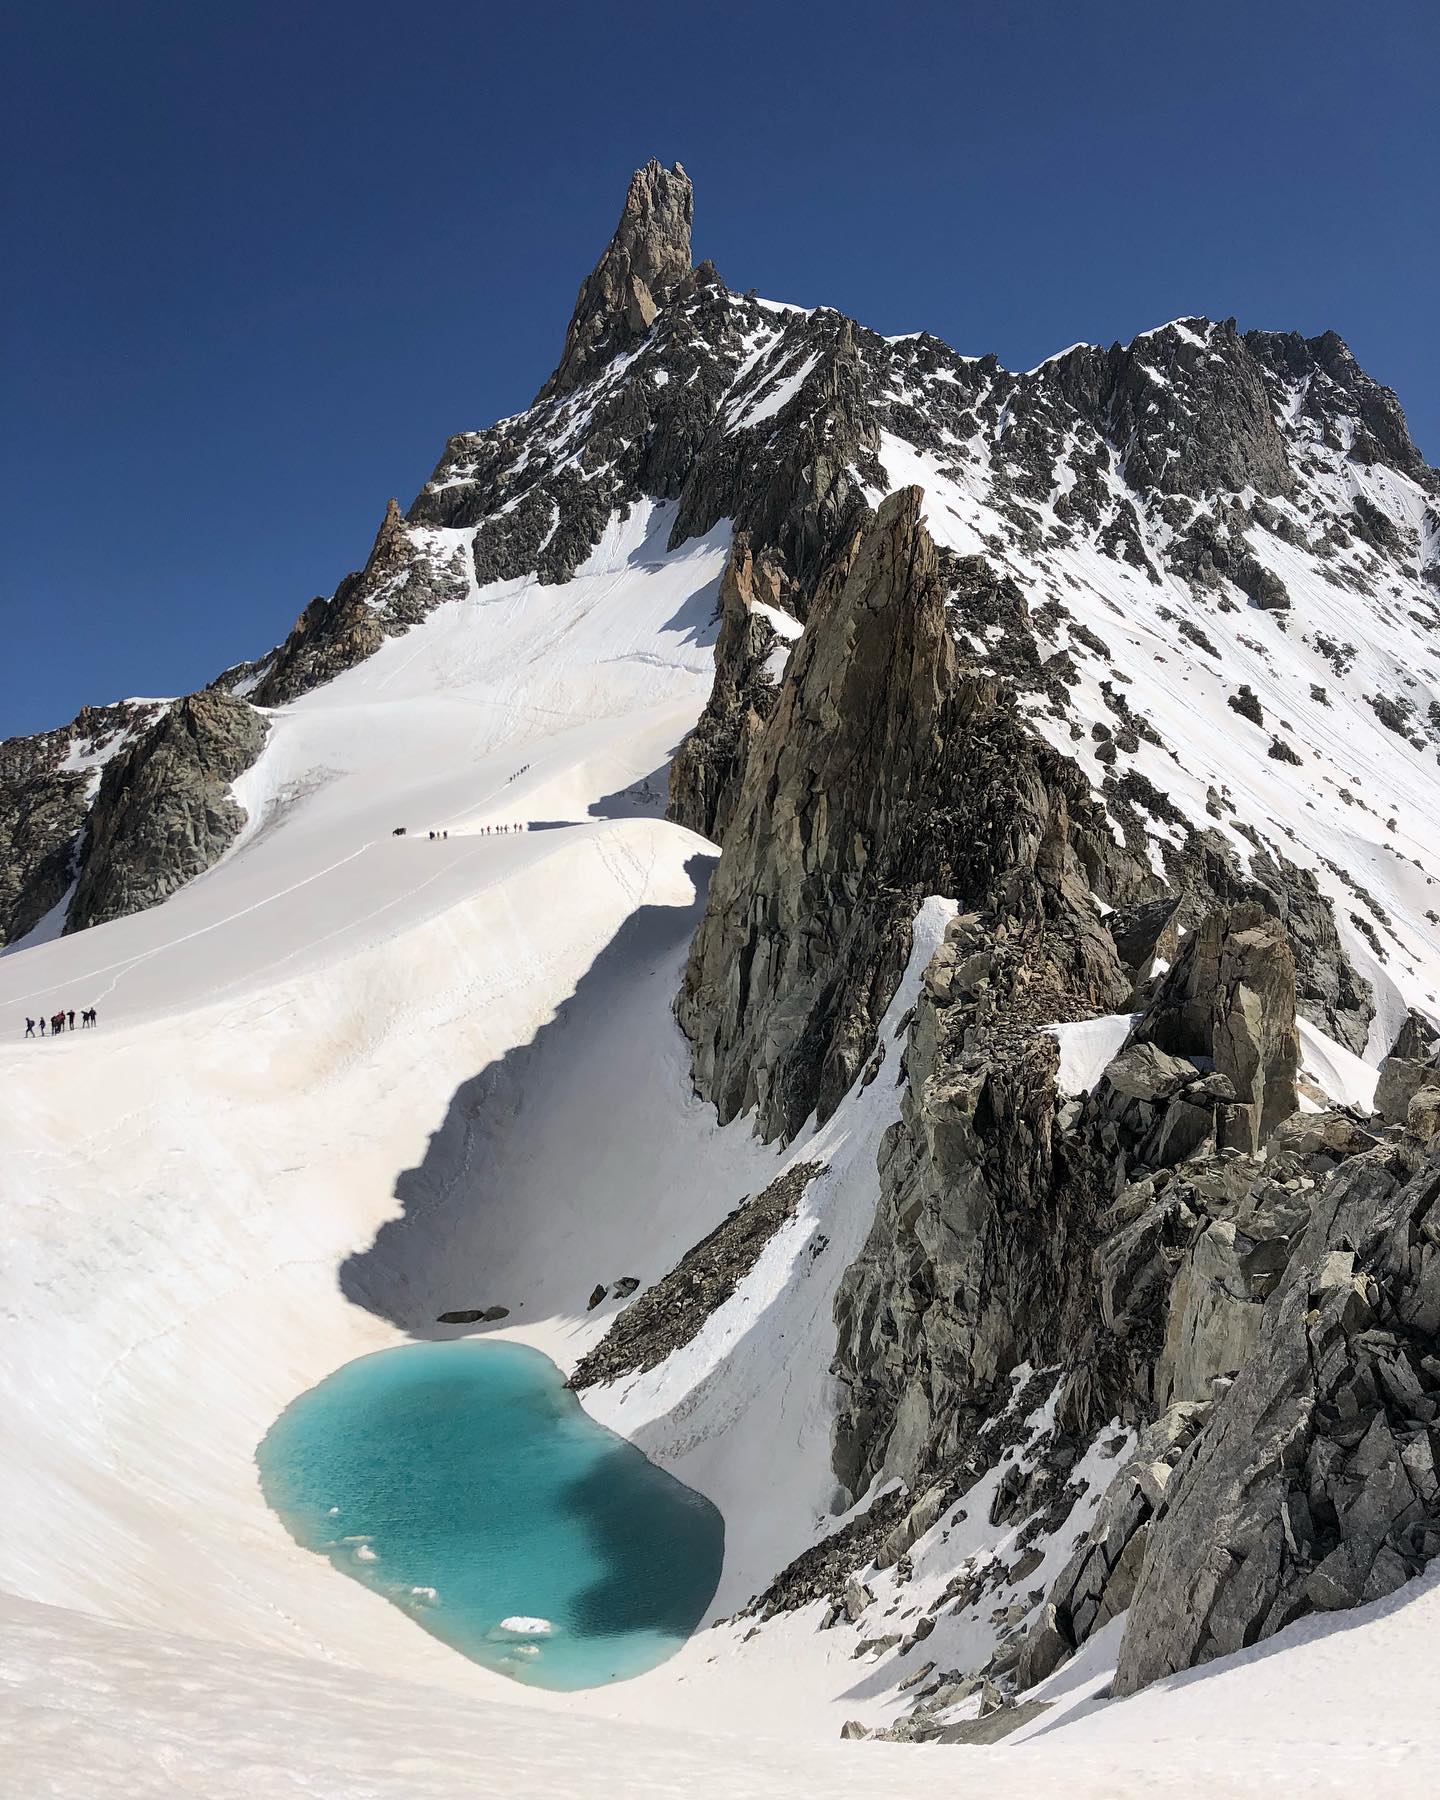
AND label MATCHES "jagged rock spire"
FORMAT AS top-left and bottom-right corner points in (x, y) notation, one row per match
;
(537, 159), (694, 402)
(363, 497), (409, 579)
